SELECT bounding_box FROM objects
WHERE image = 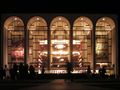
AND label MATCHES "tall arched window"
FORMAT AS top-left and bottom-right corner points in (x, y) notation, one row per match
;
(50, 16), (70, 70)
(73, 16), (93, 70)
(96, 17), (115, 69)
(27, 16), (48, 71)
(4, 16), (24, 66)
